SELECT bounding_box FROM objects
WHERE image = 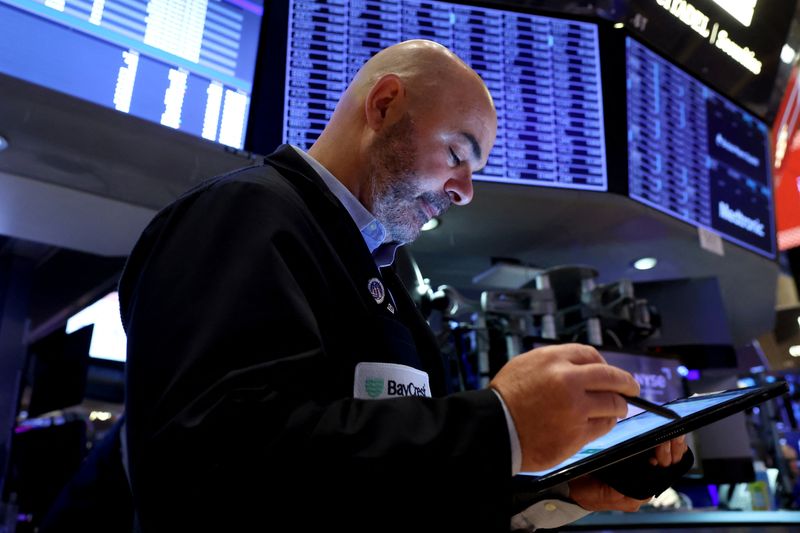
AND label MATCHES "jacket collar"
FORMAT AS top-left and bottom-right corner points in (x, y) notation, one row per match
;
(263, 144), (342, 208)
